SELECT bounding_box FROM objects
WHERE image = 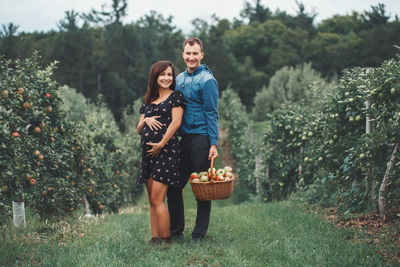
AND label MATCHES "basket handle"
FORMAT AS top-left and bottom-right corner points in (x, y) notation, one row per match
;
(210, 155), (215, 172)
(208, 156), (216, 180)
